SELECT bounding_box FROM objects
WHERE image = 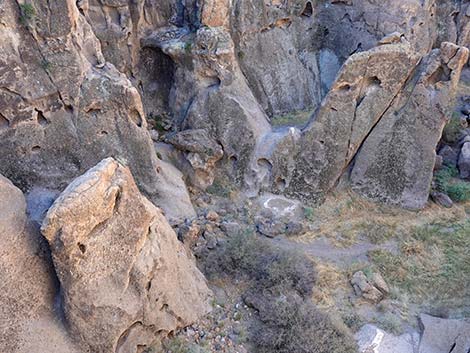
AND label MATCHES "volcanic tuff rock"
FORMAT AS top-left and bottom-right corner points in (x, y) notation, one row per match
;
(0, 174), (78, 353)
(0, 0), (194, 222)
(419, 314), (470, 353)
(249, 42), (421, 202)
(351, 43), (469, 209)
(41, 158), (212, 353)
